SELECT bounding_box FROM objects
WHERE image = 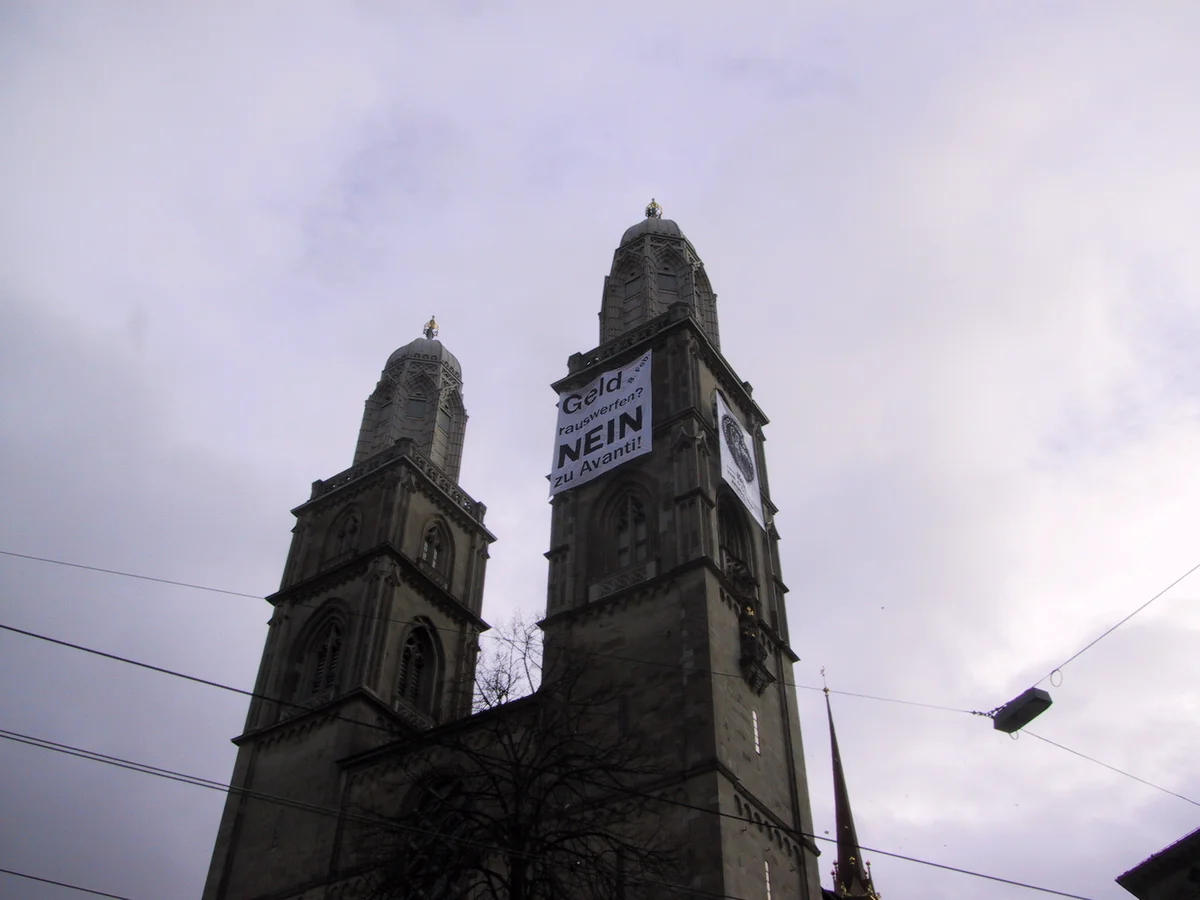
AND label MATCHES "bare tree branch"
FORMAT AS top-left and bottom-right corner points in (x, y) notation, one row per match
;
(343, 616), (680, 900)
